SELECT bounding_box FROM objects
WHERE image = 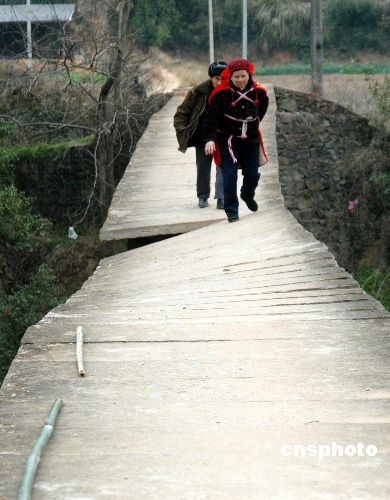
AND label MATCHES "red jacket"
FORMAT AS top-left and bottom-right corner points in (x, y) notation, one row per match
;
(204, 77), (268, 165)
